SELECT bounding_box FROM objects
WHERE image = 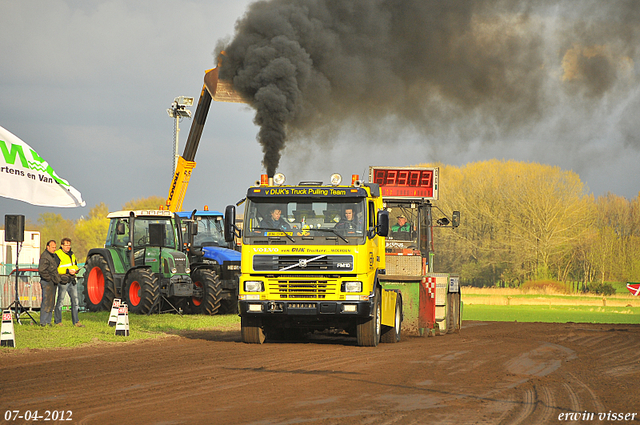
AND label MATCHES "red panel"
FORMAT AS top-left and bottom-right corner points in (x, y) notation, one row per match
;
(418, 276), (436, 329)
